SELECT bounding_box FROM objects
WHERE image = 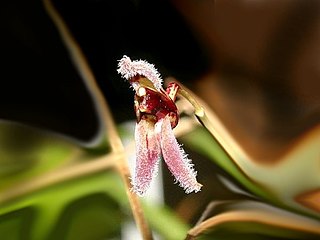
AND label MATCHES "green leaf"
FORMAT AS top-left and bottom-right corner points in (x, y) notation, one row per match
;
(0, 171), (124, 240)
(0, 120), (192, 240)
(143, 202), (189, 240)
(0, 120), (124, 240)
(180, 127), (274, 202)
(0, 121), (108, 191)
